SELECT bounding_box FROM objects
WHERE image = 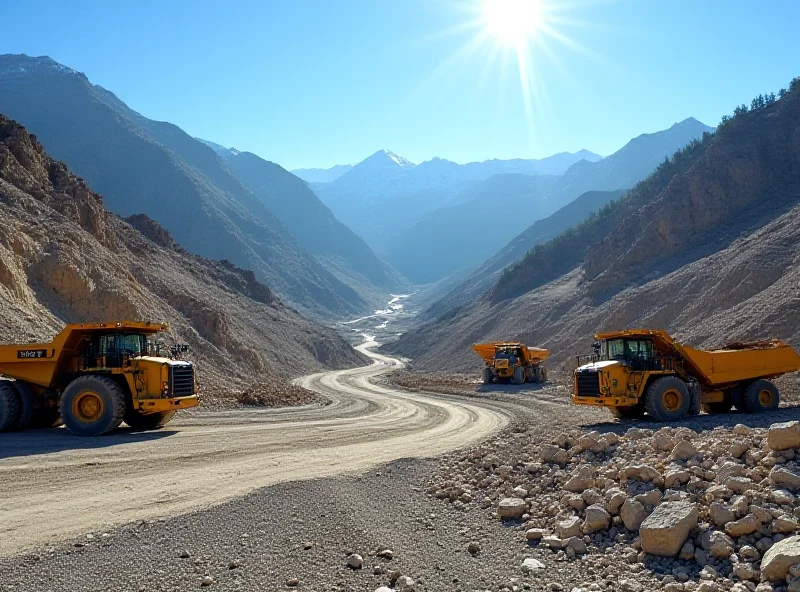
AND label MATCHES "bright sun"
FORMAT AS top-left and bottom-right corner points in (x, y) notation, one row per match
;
(482, 0), (545, 46)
